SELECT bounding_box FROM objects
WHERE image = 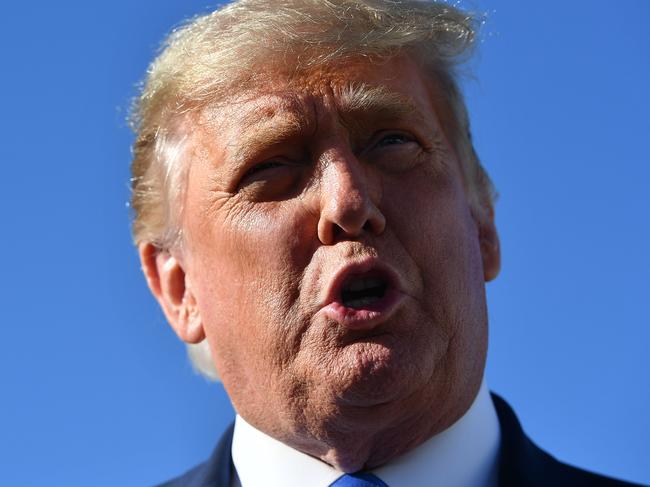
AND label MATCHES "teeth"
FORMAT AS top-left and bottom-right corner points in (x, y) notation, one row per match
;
(347, 277), (383, 292)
